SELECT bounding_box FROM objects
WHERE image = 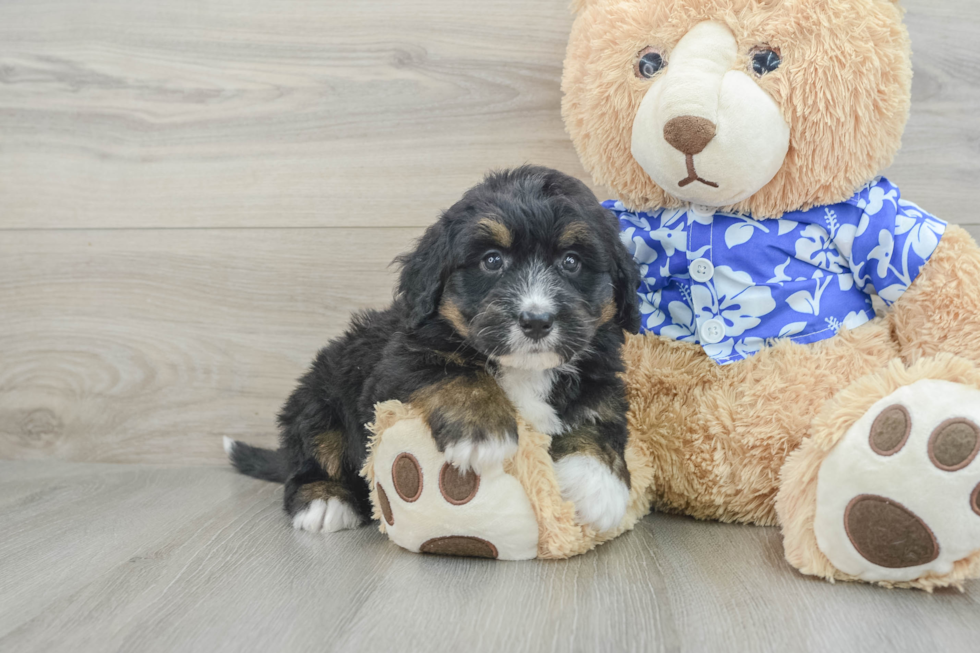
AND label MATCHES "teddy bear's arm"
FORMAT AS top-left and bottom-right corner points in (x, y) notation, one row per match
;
(888, 224), (980, 366)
